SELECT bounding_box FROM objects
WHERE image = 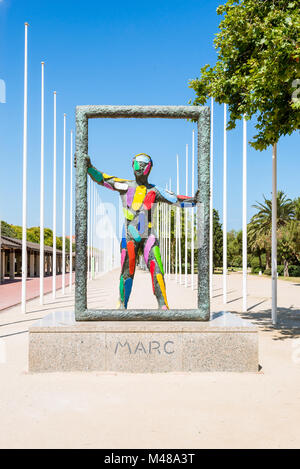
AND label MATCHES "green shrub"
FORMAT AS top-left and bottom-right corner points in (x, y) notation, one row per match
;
(251, 257), (262, 274)
(288, 265), (300, 277)
(264, 268), (271, 276)
(277, 265), (284, 276)
(252, 266), (261, 274)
